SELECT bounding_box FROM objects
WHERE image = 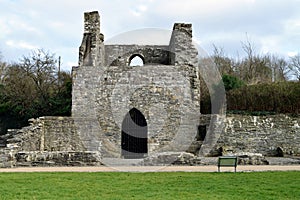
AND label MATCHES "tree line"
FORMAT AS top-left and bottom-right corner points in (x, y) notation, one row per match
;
(0, 49), (72, 134)
(200, 39), (300, 115)
(210, 39), (300, 83)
